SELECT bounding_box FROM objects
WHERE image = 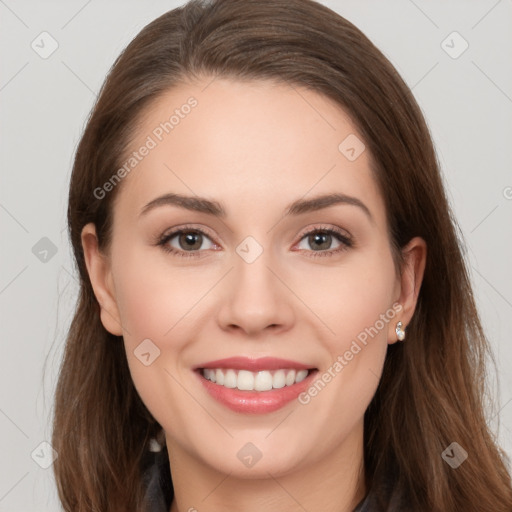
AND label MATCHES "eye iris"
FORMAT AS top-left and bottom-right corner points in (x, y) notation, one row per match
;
(180, 231), (202, 250)
(309, 232), (331, 250)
